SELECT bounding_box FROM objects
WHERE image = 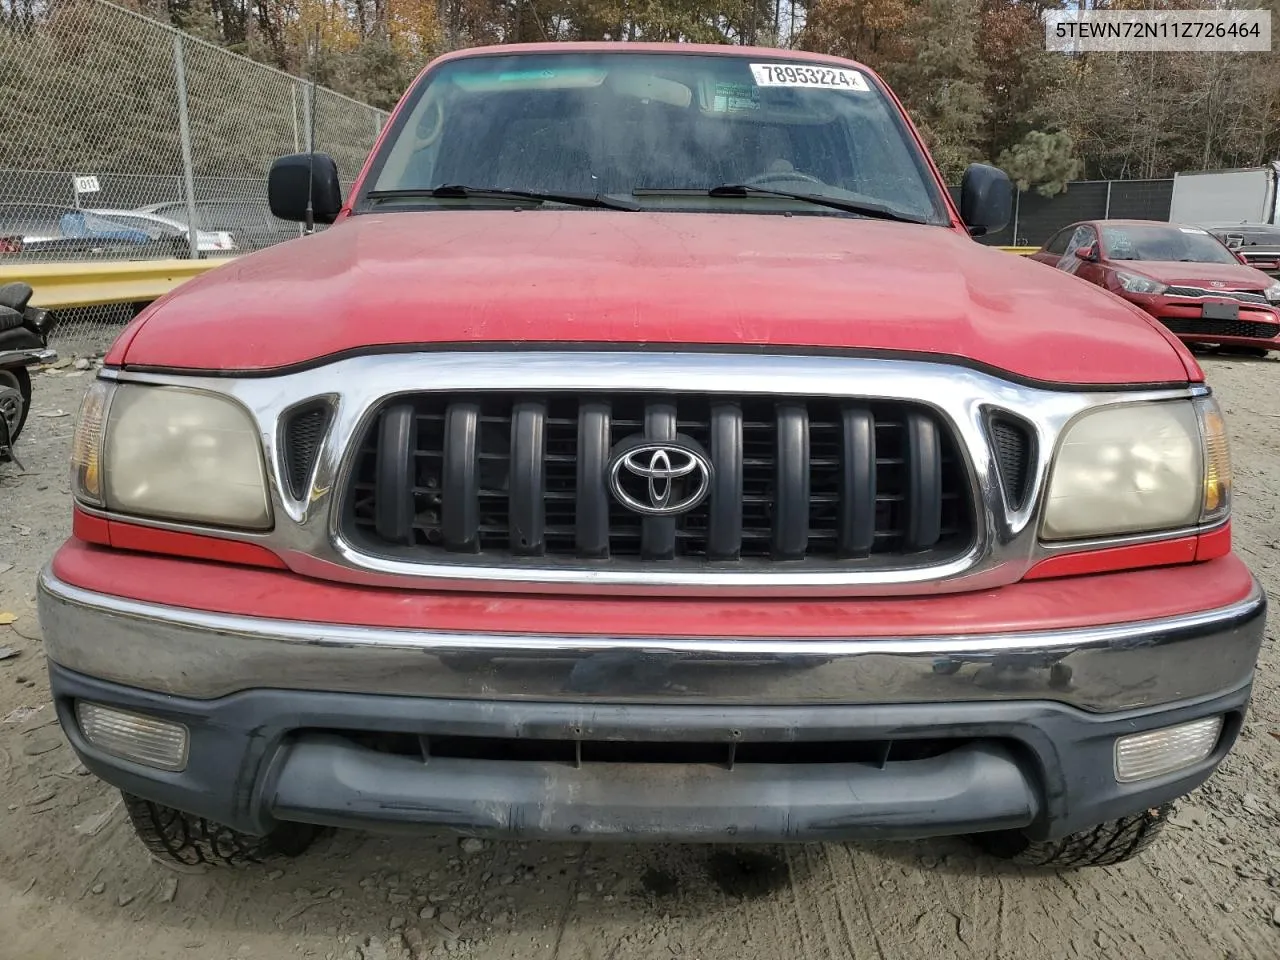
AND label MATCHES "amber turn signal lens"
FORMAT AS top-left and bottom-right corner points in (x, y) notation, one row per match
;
(1195, 396), (1231, 523)
(70, 379), (113, 506)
